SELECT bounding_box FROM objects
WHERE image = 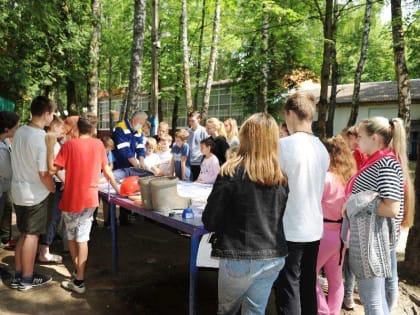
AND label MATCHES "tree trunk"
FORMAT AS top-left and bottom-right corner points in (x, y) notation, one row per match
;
(126, 0), (147, 118)
(201, 0), (220, 121)
(326, 2), (339, 137)
(391, 0), (411, 134)
(348, 0), (372, 128)
(108, 57), (113, 133)
(66, 79), (78, 115)
(316, 0), (333, 139)
(181, 0), (193, 115)
(151, 0), (159, 122)
(404, 139), (420, 281)
(193, 0), (206, 111)
(53, 84), (65, 117)
(87, 0), (101, 114)
(259, 3), (269, 113)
